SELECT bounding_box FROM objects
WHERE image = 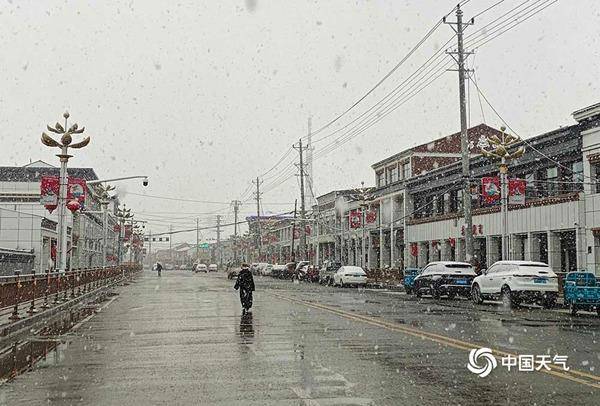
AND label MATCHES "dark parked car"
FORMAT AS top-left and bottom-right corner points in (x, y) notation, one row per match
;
(318, 261), (342, 285)
(413, 261), (476, 299)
